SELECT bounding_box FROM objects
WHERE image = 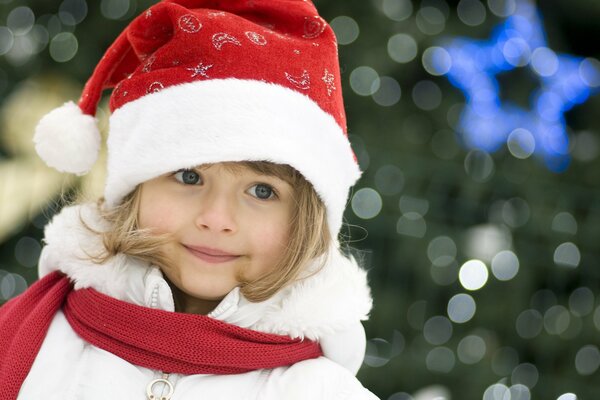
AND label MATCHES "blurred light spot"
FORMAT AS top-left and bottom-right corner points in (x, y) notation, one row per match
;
(457, 334), (486, 364)
(364, 338), (392, 367)
(569, 287), (594, 317)
(0, 272), (28, 300)
(59, 0), (89, 25)
(399, 195), (429, 216)
(446, 102), (463, 129)
(422, 46), (452, 76)
(49, 32), (78, 62)
(572, 131), (599, 162)
(100, 0), (130, 20)
(0, 27), (15, 55)
(426, 347), (455, 373)
(7, 6), (35, 35)
(515, 309), (543, 339)
(464, 150), (495, 182)
(427, 236), (457, 266)
(388, 33), (417, 63)
(459, 259), (488, 291)
(388, 393), (414, 400)
(448, 293), (476, 323)
(372, 76), (401, 106)
(430, 261), (458, 286)
(544, 305), (570, 335)
(553, 242), (580, 268)
(575, 345), (600, 375)
(503, 37), (531, 67)
(5, 33), (35, 65)
(407, 300), (427, 330)
(416, 6), (446, 36)
(483, 383), (509, 400)
(423, 315), (453, 345)
(30, 25), (50, 53)
(492, 346), (519, 376)
(592, 305), (600, 332)
(15, 236), (41, 268)
(531, 47), (559, 77)
(502, 197), (530, 228)
(487, 0), (516, 17)
(431, 129), (460, 160)
(531, 289), (558, 312)
(509, 384), (531, 400)
(374, 165), (404, 196)
(396, 212), (427, 238)
(58, 11), (76, 26)
(491, 250), (519, 281)
(507, 128), (536, 159)
(457, 0), (487, 27)
(351, 188), (383, 219)
(382, 0), (413, 21)
(557, 394), (577, 400)
(464, 224), (512, 262)
(551, 212), (577, 235)
(45, 15), (63, 37)
(330, 16), (359, 45)
(579, 58), (600, 88)
(412, 80), (442, 110)
(511, 363), (539, 388)
(350, 66), (380, 96)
